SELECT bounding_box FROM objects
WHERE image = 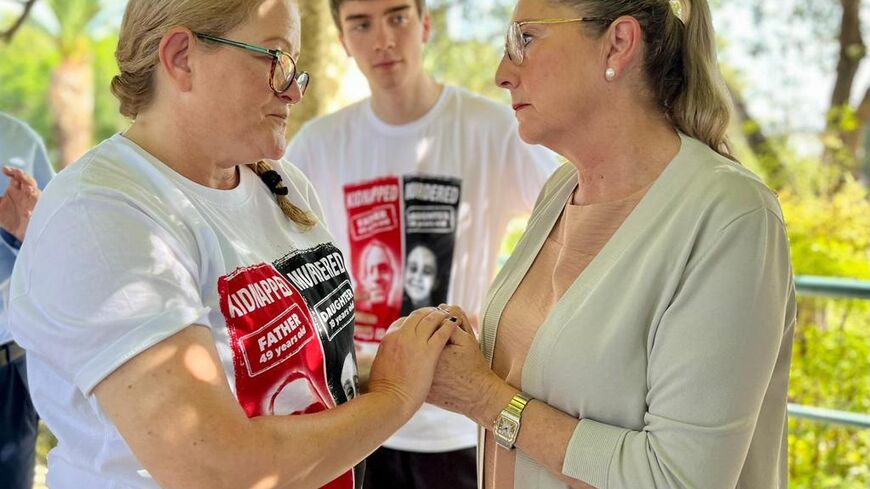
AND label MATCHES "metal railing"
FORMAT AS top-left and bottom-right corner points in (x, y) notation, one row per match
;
(794, 275), (870, 300)
(788, 275), (870, 429)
